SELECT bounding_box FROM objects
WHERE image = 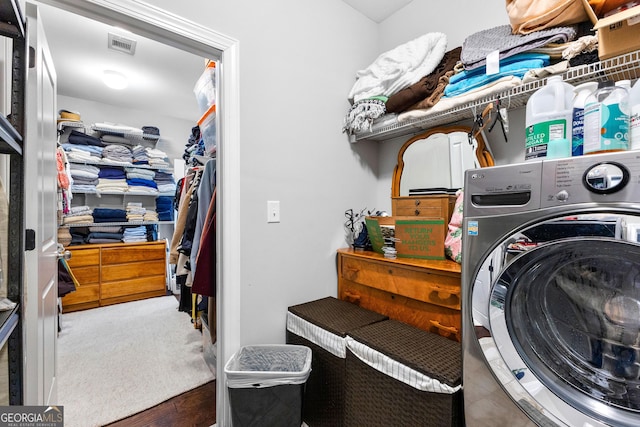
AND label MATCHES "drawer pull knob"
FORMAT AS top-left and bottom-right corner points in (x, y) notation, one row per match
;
(414, 209), (420, 216)
(343, 291), (361, 304)
(429, 290), (461, 307)
(429, 320), (459, 336)
(414, 200), (421, 206)
(343, 266), (359, 280)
